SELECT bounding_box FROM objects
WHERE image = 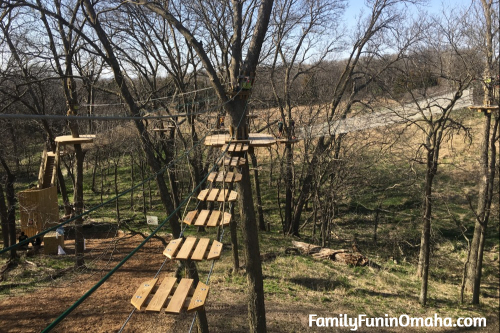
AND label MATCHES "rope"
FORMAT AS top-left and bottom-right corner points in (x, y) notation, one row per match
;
(81, 85), (227, 107)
